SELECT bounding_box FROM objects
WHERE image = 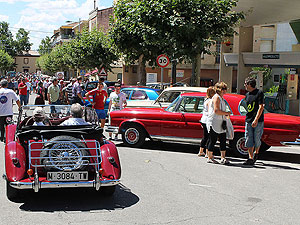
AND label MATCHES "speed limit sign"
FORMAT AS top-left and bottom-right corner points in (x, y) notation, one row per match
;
(157, 54), (170, 68)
